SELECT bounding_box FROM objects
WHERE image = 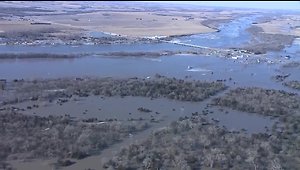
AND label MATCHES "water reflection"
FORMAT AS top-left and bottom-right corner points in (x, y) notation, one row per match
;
(12, 96), (274, 133)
